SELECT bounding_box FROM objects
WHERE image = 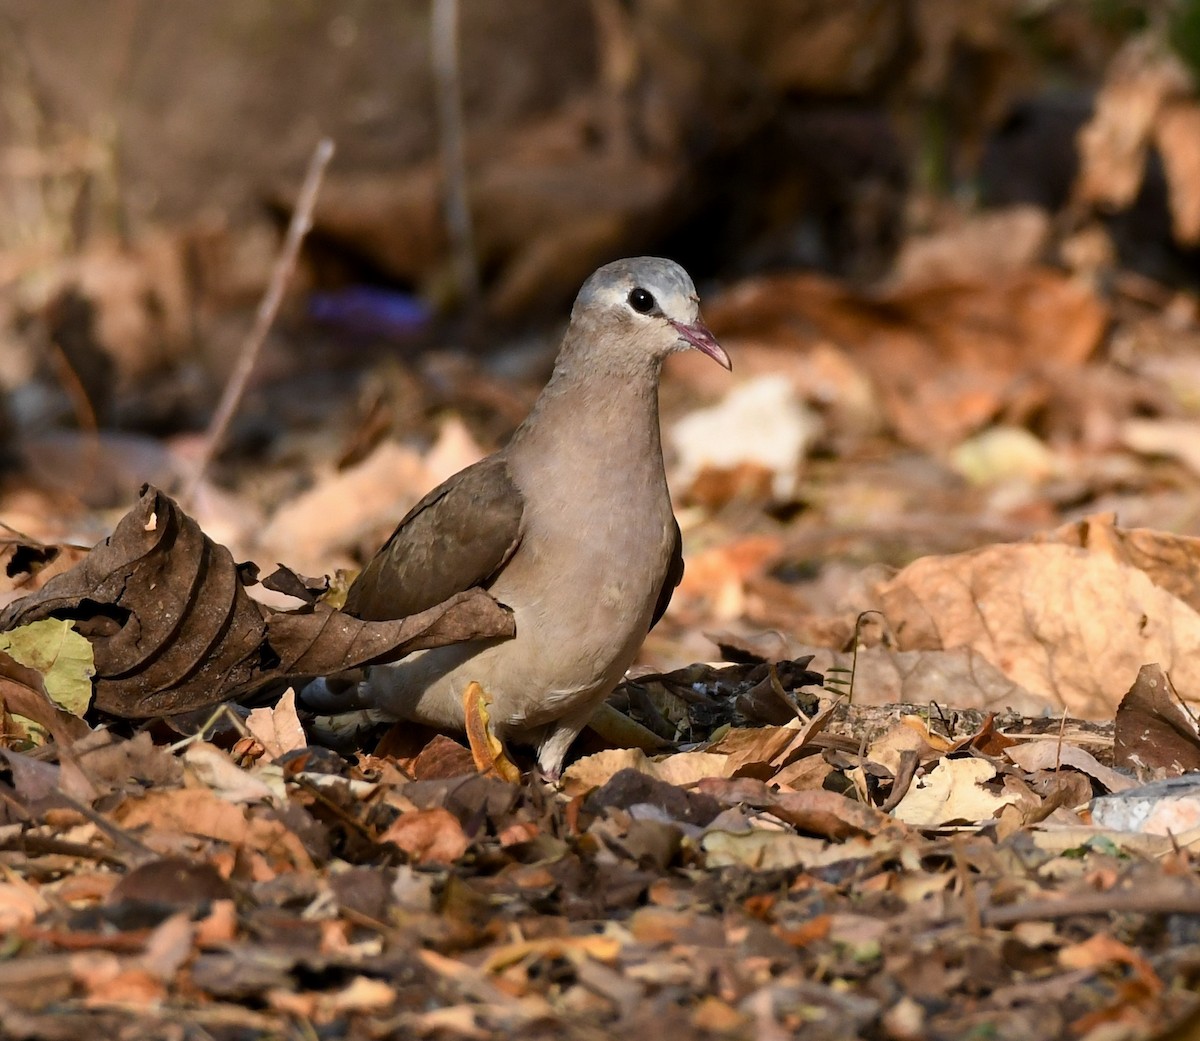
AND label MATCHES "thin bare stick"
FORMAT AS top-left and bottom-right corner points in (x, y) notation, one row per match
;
(430, 0), (480, 306)
(180, 137), (335, 506)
